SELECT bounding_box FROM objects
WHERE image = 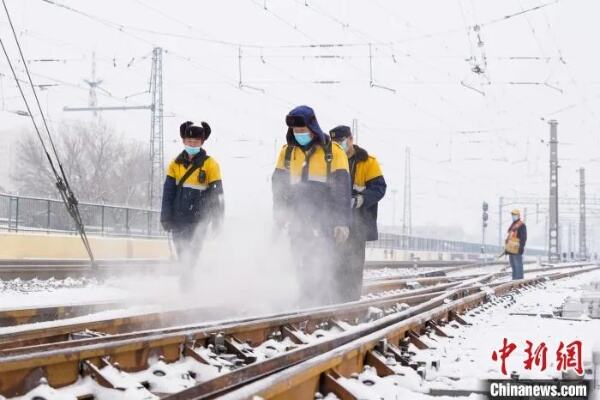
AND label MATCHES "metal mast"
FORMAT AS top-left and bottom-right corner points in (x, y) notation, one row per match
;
(579, 167), (587, 260)
(548, 120), (560, 261)
(83, 52), (102, 117)
(402, 147), (412, 235)
(64, 47), (164, 208)
(149, 47), (164, 209)
(498, 196), (504, 247)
